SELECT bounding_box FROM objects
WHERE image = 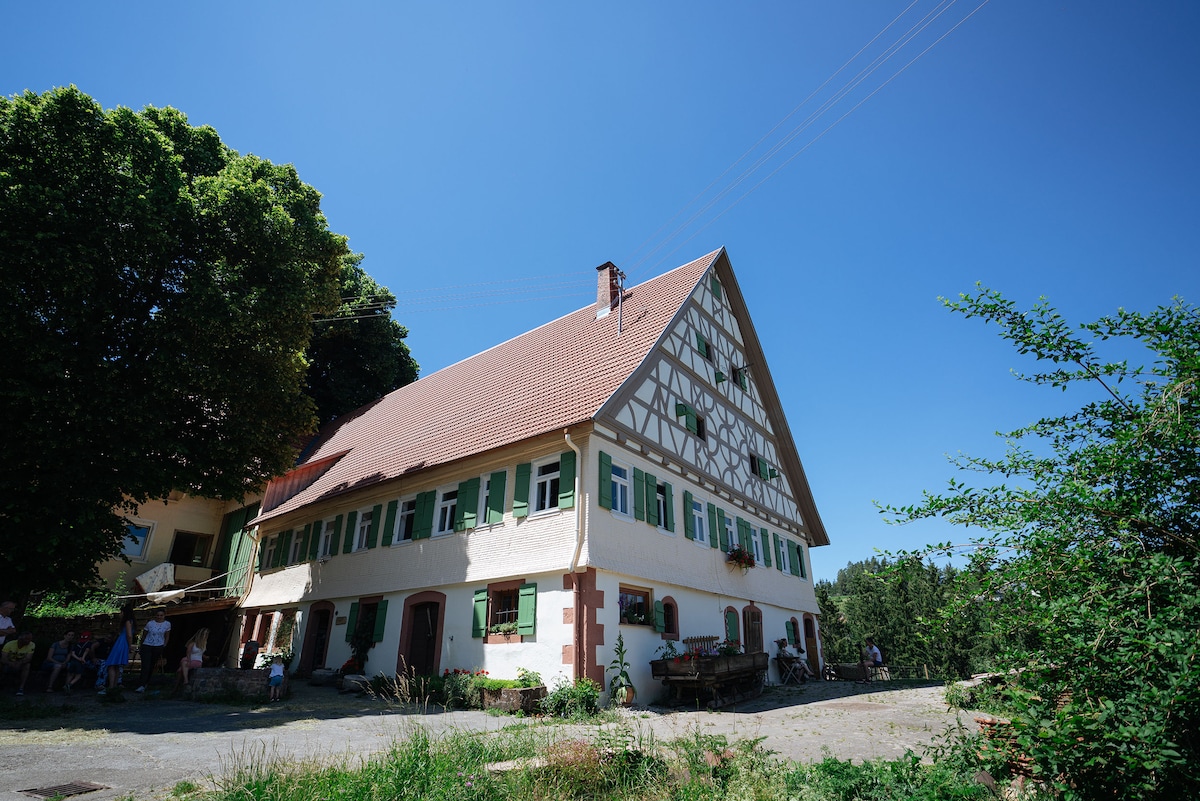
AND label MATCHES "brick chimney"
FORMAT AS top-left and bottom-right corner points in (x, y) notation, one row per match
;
(596, 261), (621, 318)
